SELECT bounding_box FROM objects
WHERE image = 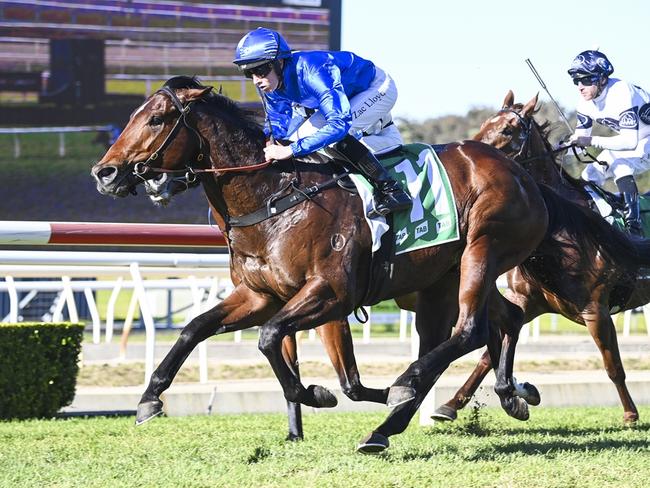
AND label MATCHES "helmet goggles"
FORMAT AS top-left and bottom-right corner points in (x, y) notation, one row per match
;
(242, 61), (274, 79)
(572, 74), (601, 86)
